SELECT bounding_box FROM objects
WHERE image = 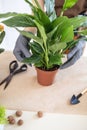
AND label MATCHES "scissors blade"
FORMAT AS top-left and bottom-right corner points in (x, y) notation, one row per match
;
(0, 76), (9, 86)
(4, 75), (12, 90)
